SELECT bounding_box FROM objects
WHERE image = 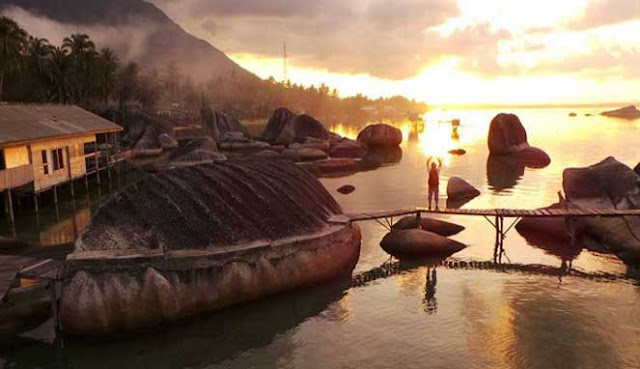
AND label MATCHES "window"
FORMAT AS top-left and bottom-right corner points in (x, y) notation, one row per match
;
(41, 150), (49, 175)
(52, 148), (64, 171)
